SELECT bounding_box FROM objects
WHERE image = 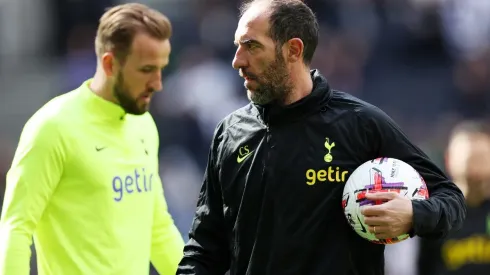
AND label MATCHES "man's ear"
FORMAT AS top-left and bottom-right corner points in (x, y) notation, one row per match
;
(101, 52), (117, 77)
(285, 38), (304, 63)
